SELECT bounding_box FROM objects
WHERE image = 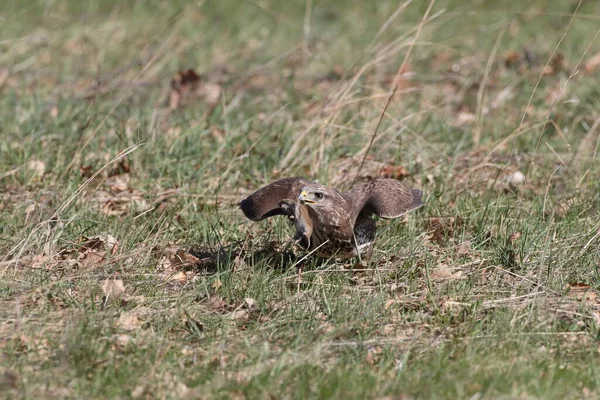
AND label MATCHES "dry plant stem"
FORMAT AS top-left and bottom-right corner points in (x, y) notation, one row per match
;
(390, 0), (436, 89)
(302, 0), (312, 58)
(366, 0), (414, 52)
(351, 85), (397, 187)
(474, 26), (506, 145)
